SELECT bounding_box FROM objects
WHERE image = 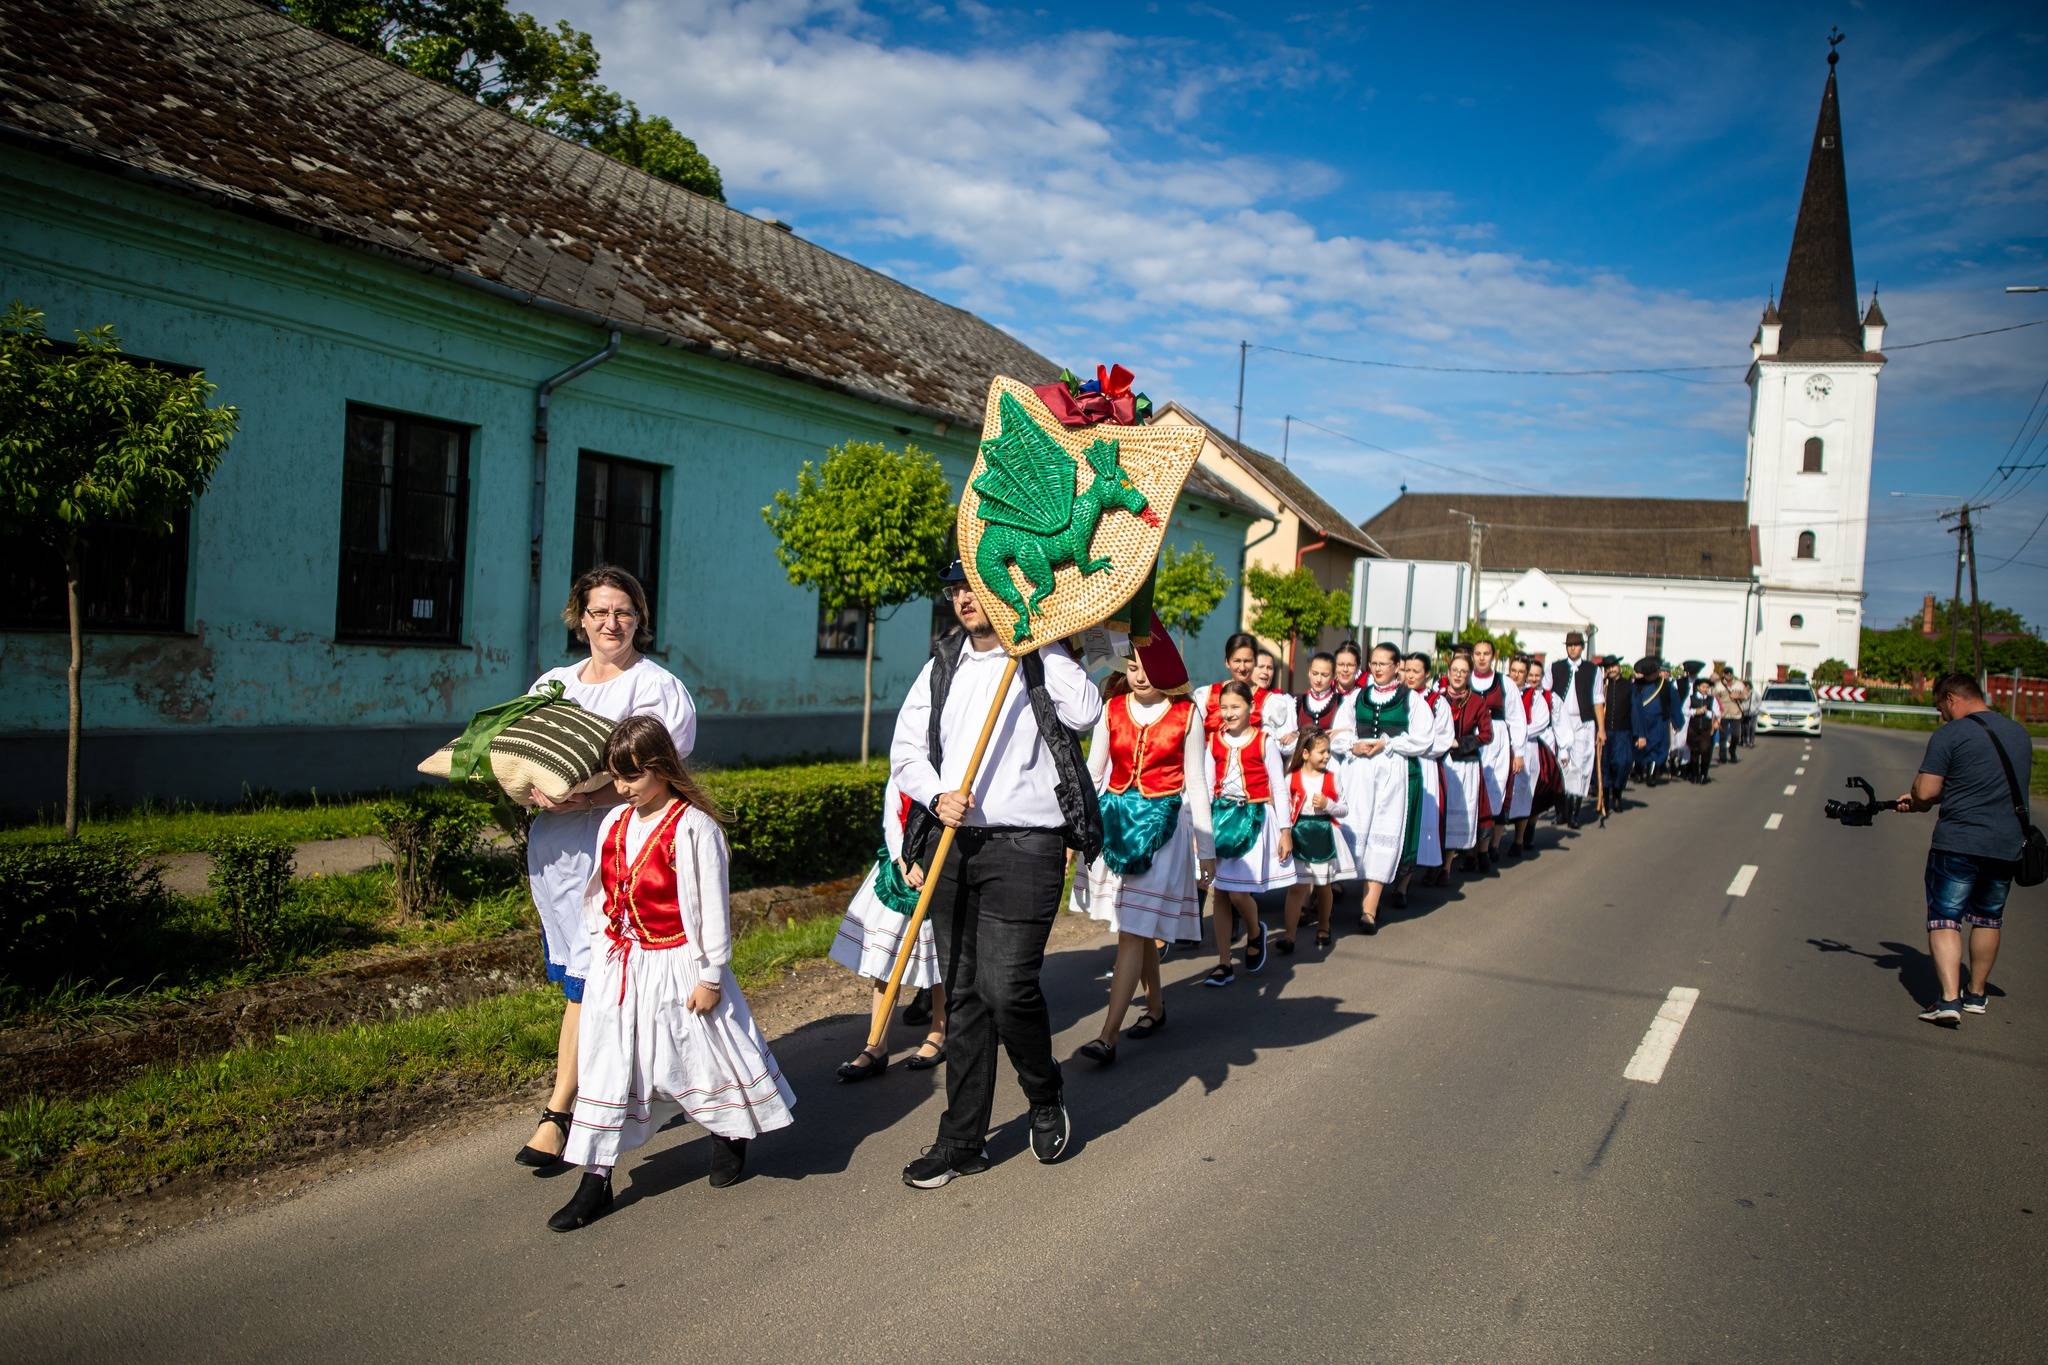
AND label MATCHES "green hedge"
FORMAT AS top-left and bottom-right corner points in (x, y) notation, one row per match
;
(705, 760), (889, 888)
(0, 838), (169, 990)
